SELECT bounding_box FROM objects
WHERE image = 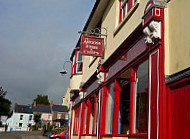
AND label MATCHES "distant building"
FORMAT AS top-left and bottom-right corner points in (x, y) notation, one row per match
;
(0, 116), (8, 126)
(6, 104), (33, 131)
(6, 101), (69, 131)
(62, 88), (70, 108)
(51, 101), (69, 128)
(32, 102), (52, 125)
